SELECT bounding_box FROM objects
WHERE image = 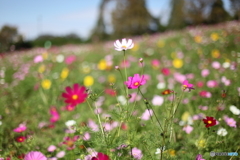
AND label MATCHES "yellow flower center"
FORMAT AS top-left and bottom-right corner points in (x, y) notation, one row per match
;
(72, 94), (78, 100)
(134, 82), (139, 86)
(208, 120), (212, 124)
(122, 45), (127, 49)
